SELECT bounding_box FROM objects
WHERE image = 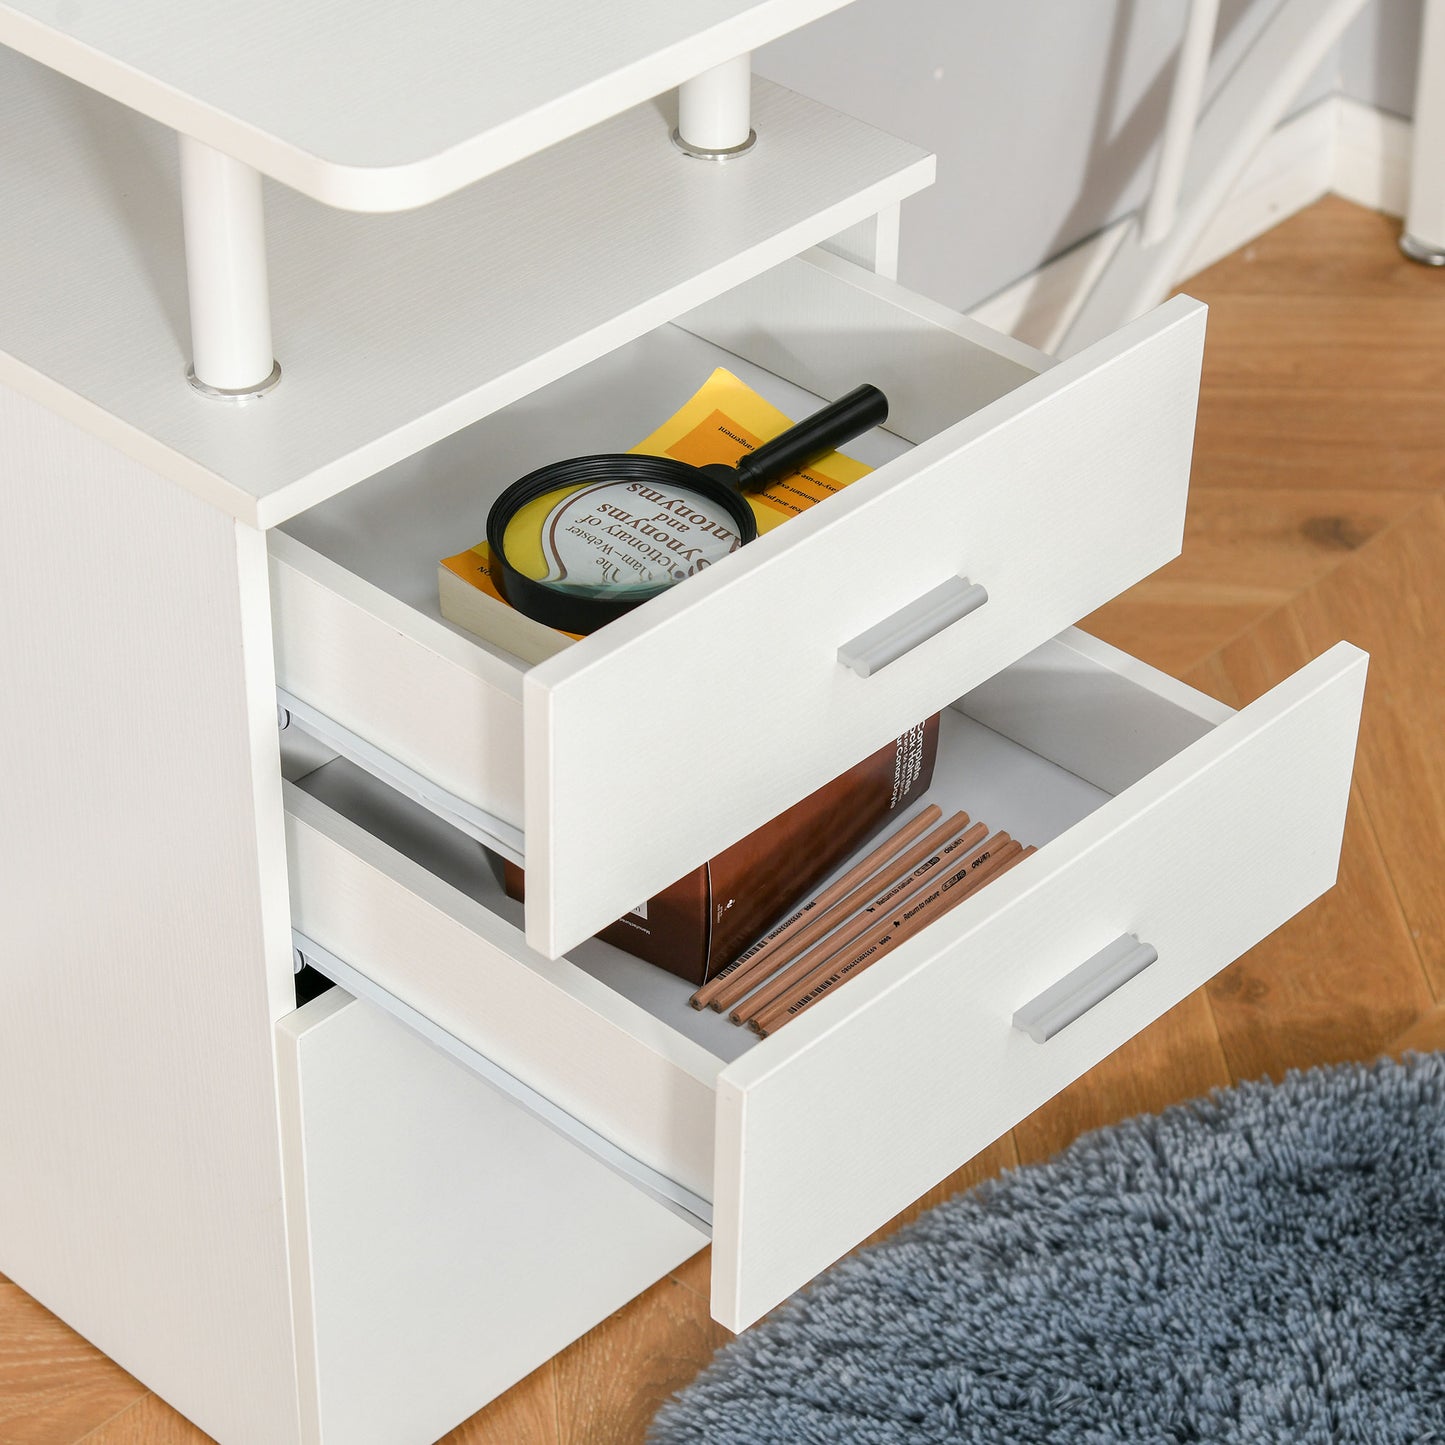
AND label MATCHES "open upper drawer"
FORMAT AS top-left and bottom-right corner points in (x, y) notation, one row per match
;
(284, 628), (1366, 1332)
(273, 252), (1207, 958)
